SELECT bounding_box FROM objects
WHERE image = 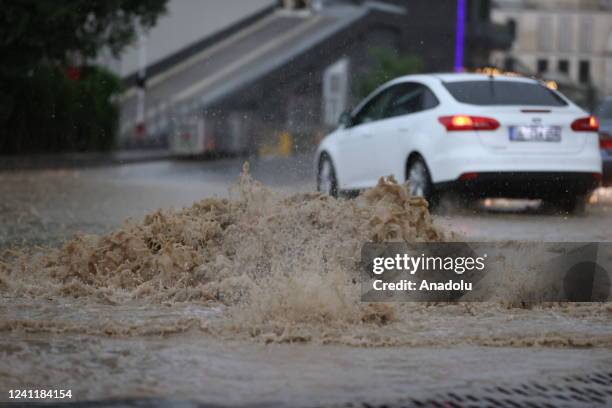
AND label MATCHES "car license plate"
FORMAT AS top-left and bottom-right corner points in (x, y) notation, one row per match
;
(509, 125), (561, 142)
